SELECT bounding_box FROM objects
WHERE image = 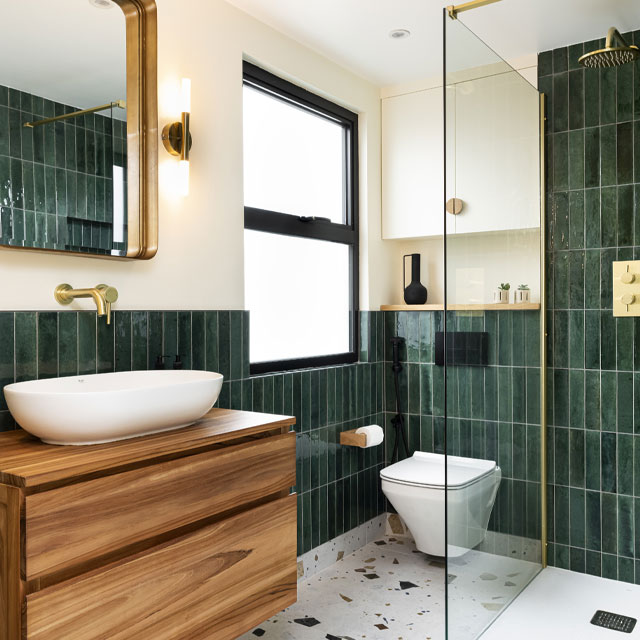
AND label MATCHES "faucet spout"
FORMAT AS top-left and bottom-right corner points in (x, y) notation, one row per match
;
(54, 284), (119, 324)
